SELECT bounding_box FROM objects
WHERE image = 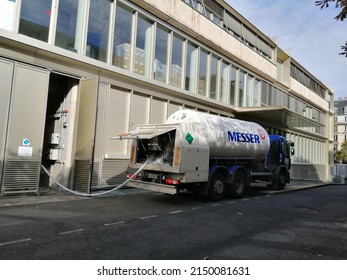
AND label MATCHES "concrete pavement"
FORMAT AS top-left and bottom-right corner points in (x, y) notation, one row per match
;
(0, 180), (333, 208)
